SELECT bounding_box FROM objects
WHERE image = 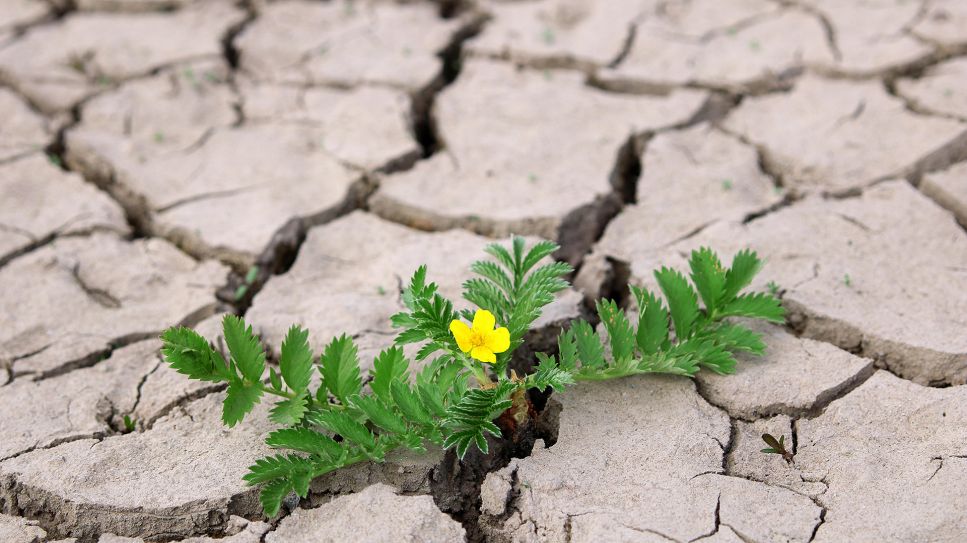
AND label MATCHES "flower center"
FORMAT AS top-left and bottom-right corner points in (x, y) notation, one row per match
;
(469, 330), (487, 347)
